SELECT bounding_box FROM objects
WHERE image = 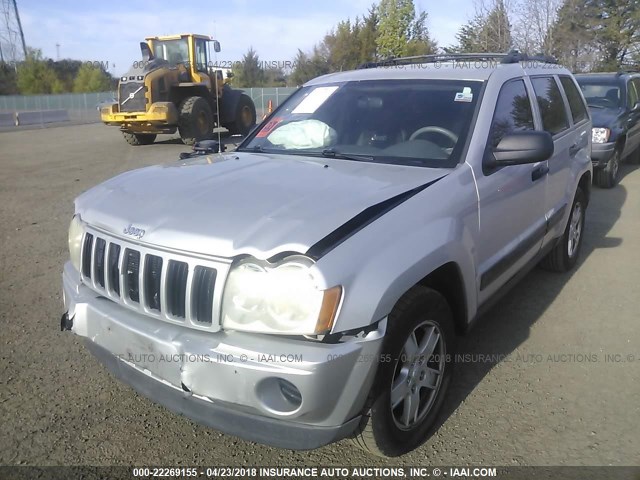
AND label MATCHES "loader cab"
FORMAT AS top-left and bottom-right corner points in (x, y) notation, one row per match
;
(146, 34), (222, 92)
